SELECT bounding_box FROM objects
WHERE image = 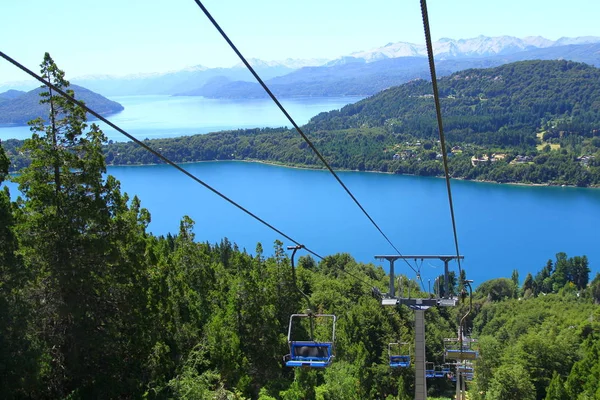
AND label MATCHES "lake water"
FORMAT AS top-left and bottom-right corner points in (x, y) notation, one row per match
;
(0, 95), (365, 142)
(2, 94), (600, 287)
(3, 161), (600, 287)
